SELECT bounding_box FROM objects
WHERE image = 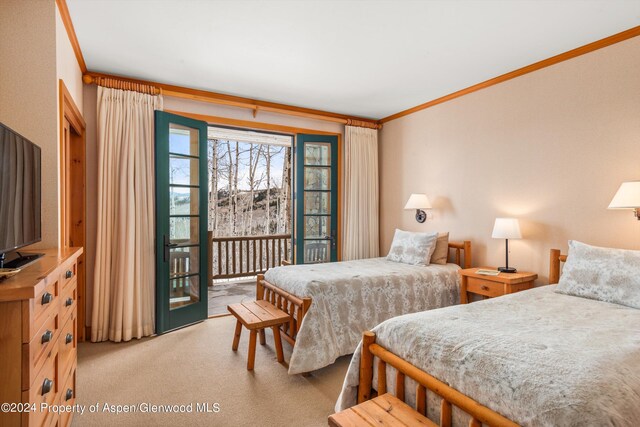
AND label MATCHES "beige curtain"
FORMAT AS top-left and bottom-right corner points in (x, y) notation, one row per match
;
(343, 126), (379, 260)
(92, 87), (163, 342)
